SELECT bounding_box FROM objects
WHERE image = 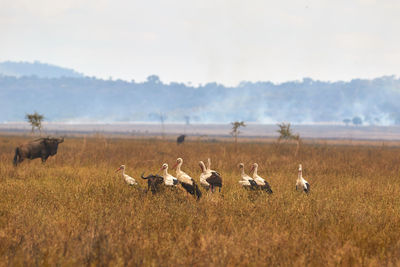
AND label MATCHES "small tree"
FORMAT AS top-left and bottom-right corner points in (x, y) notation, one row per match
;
(159, 113), (166, 138)
(277, 123), (298, 141)
(25, 112), (44, 134)
(352, 116), (362, 126)
(276, 122), (301, 156)
(231, 121), (246, 144)
(184, 116), (190, 126)
(343, 118), (351, 126)
(184, 115), (190, 134)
